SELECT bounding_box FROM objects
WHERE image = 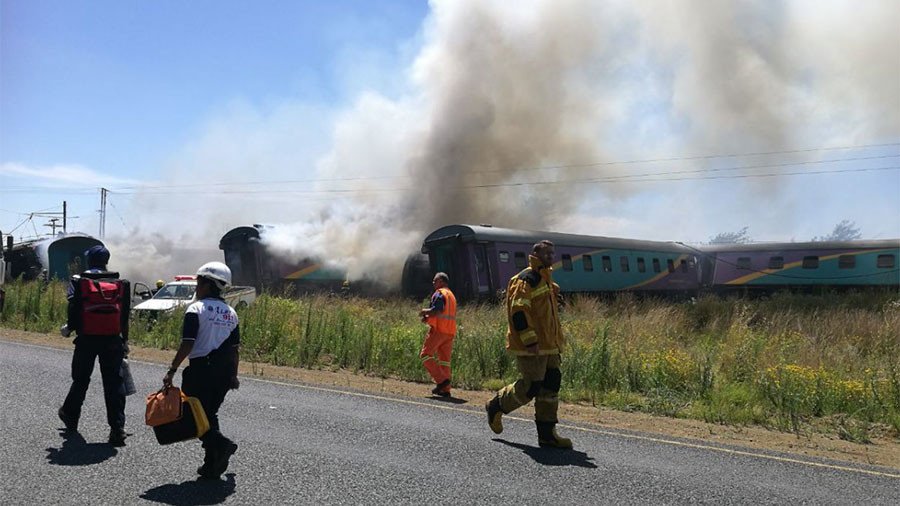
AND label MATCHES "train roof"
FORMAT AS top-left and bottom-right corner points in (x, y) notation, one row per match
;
(8, 232), (101, 250)
(219, 225), (263, 249)
(423, 224), (691, 253)
(699, 239), (900, 253)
